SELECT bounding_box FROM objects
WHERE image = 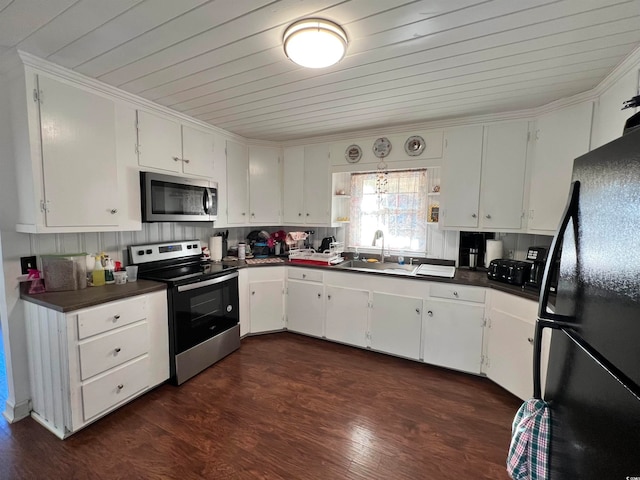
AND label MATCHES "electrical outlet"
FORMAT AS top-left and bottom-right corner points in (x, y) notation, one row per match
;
(20, 256), (37, 274)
